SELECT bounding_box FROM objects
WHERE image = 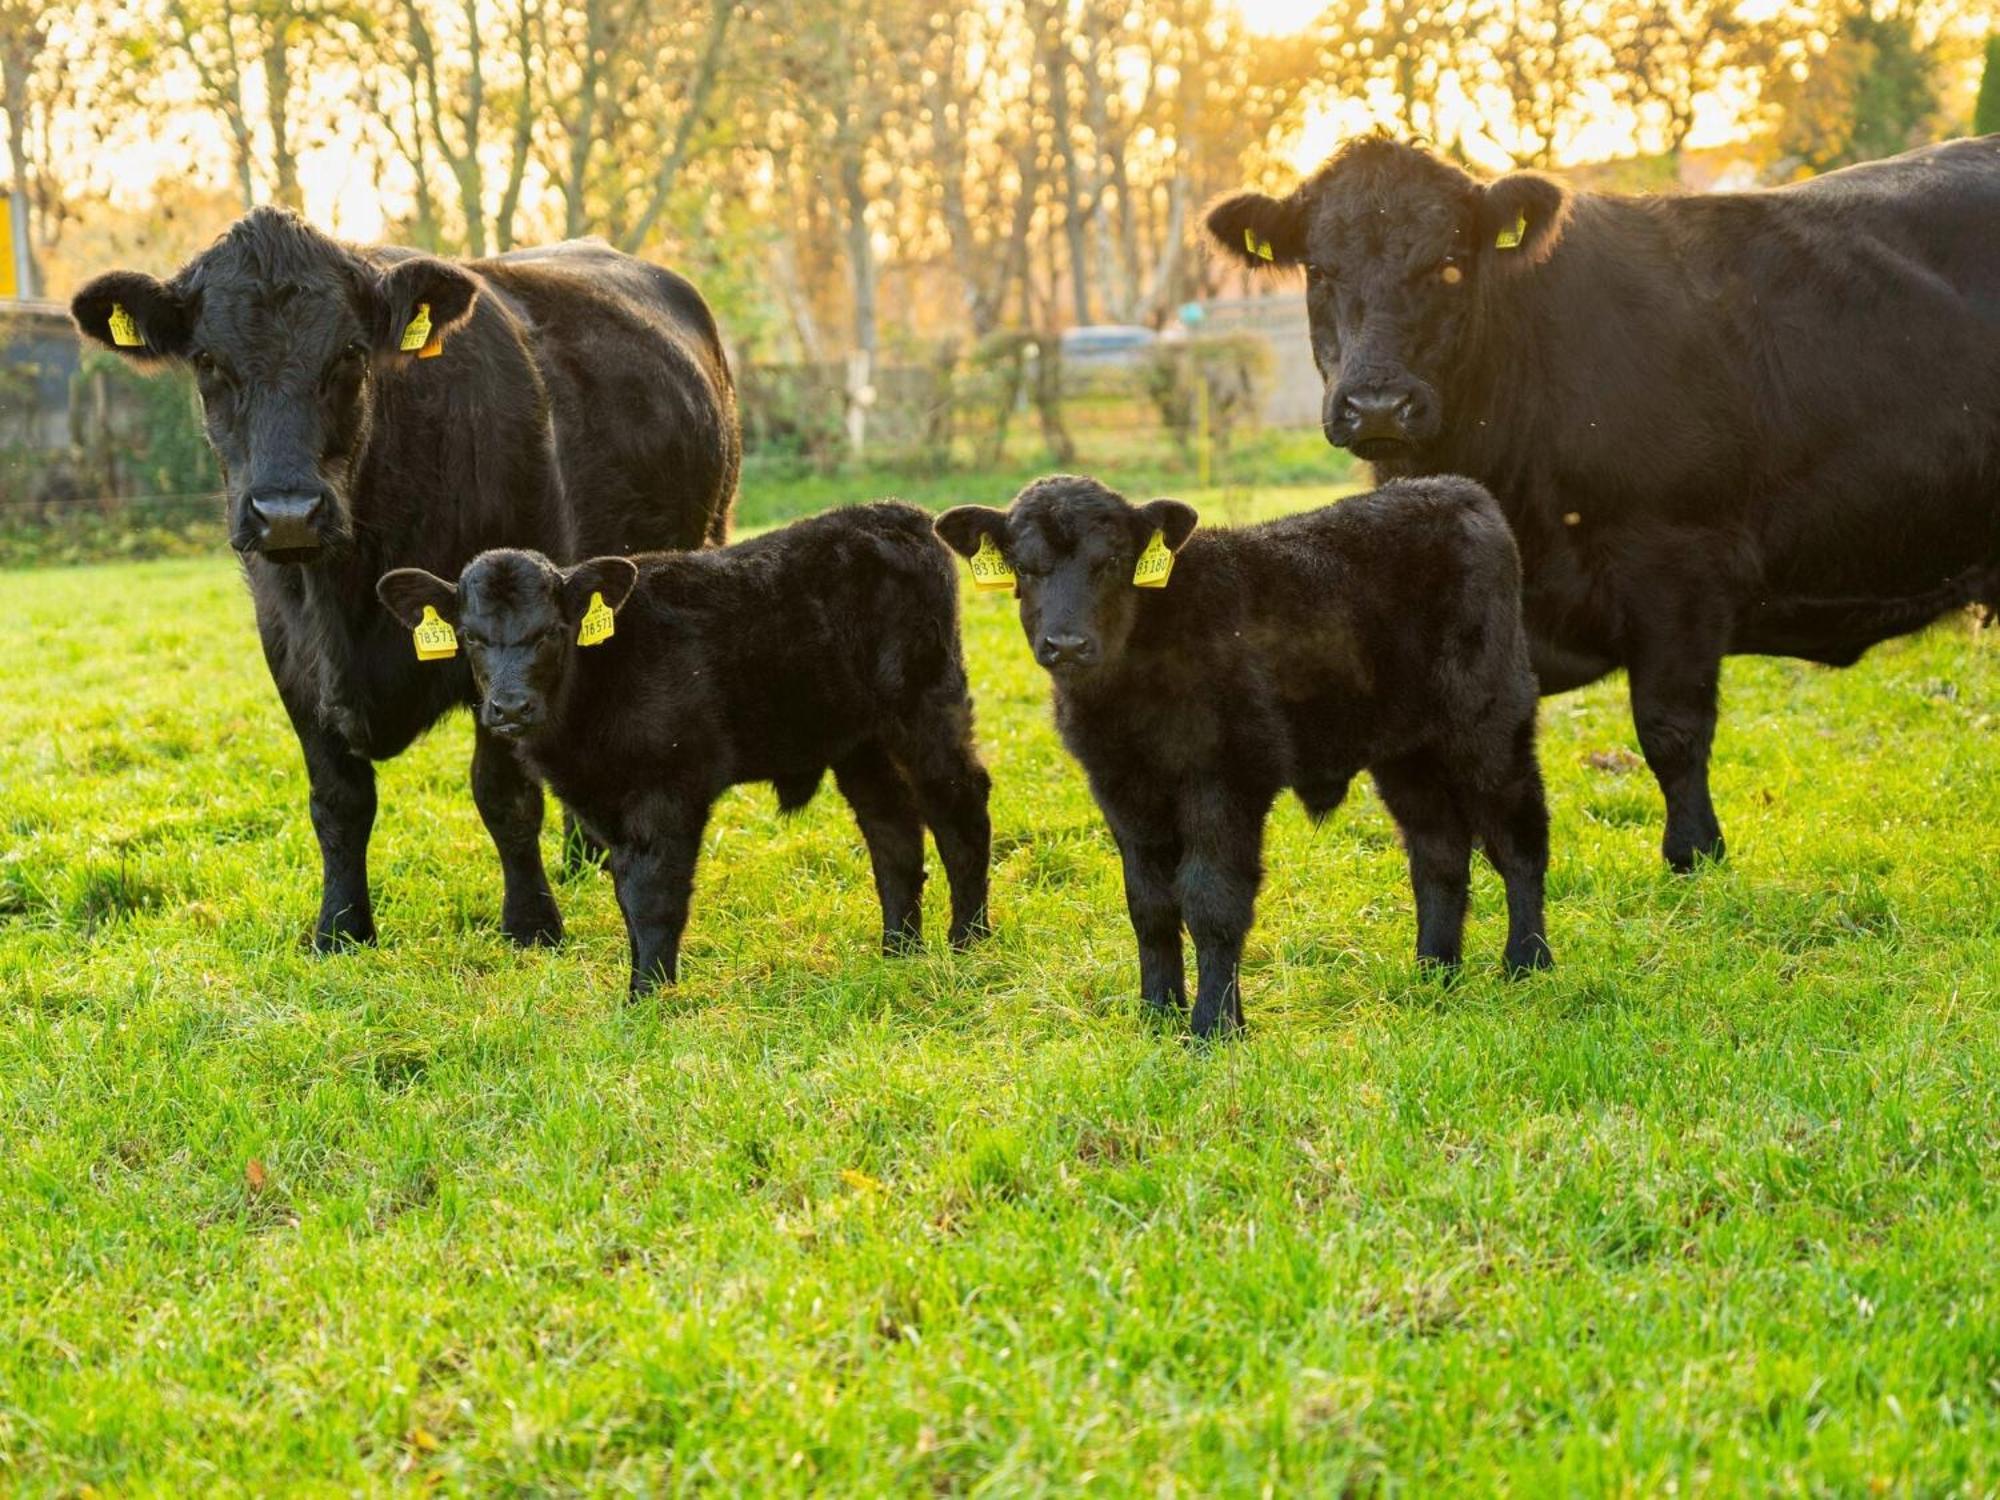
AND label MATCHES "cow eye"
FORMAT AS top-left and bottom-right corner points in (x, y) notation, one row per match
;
(1305, 263), (1336, 285)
